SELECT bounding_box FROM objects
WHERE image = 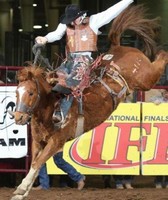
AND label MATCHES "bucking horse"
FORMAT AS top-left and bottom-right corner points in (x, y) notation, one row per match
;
(9, 5), (168, 200)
